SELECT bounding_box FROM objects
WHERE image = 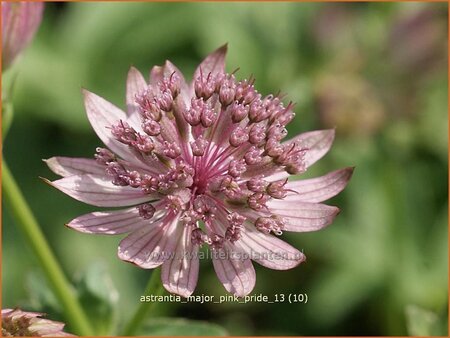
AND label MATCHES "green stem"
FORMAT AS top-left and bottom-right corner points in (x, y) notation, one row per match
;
(2, 101), (14, 141)
(2, 161), (94, 336)
(121, 269), (164, 336)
